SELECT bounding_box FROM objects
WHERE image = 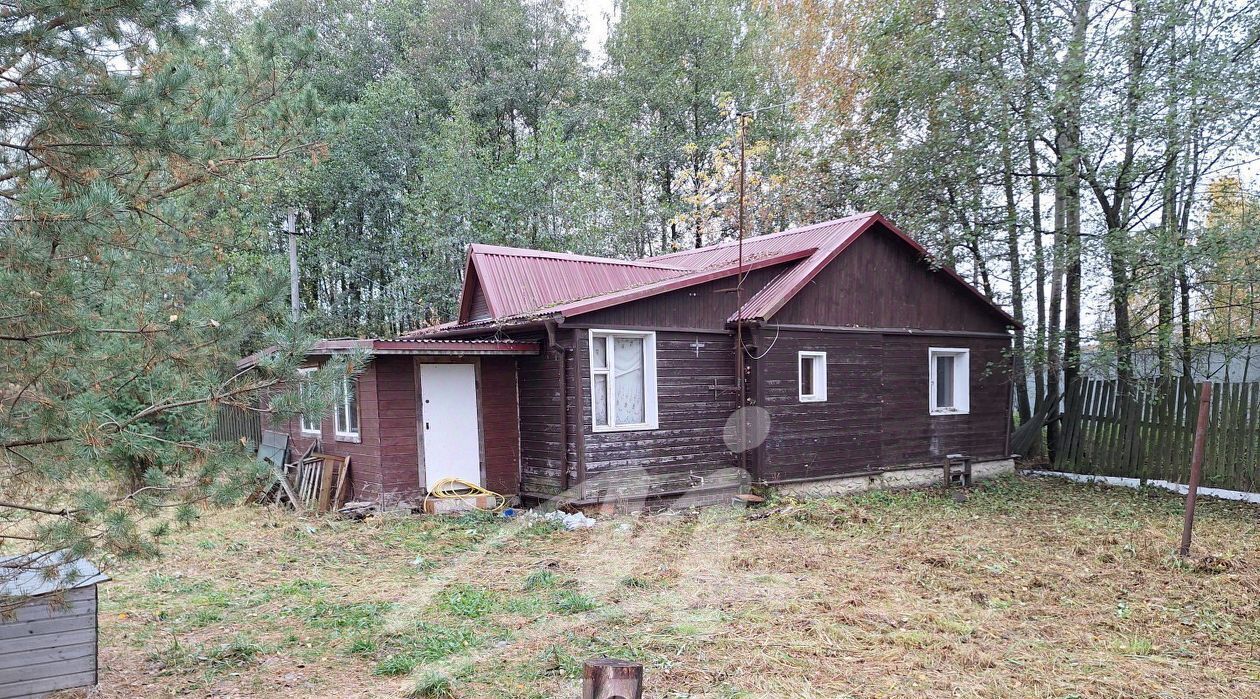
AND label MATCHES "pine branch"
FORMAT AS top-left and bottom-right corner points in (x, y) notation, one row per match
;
(0, 501), (71, 517)
(1, 437), (71, 449)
